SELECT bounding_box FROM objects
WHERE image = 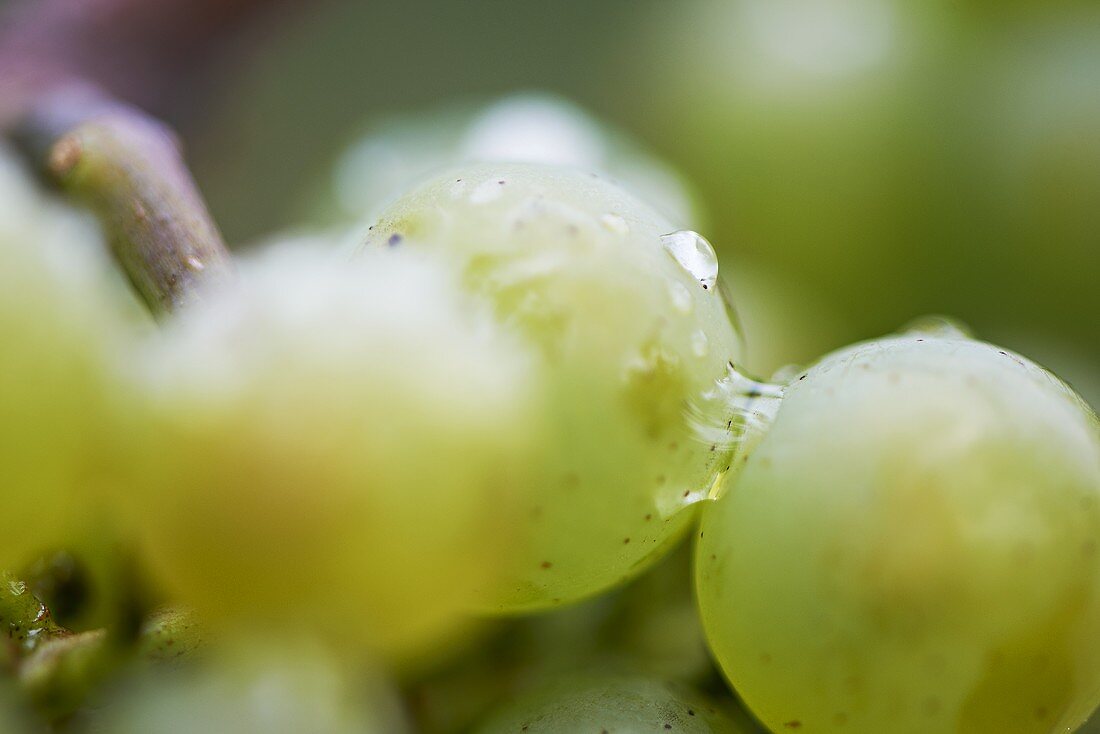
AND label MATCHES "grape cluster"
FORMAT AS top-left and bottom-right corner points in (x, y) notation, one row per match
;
(0, 118), (1097, 734)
